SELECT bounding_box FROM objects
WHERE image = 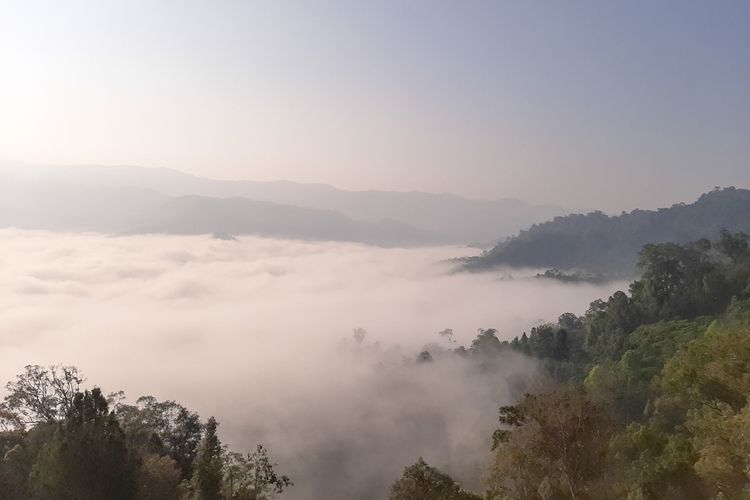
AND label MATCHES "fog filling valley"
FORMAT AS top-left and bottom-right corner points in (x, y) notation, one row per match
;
(0, 230), (627, 499)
